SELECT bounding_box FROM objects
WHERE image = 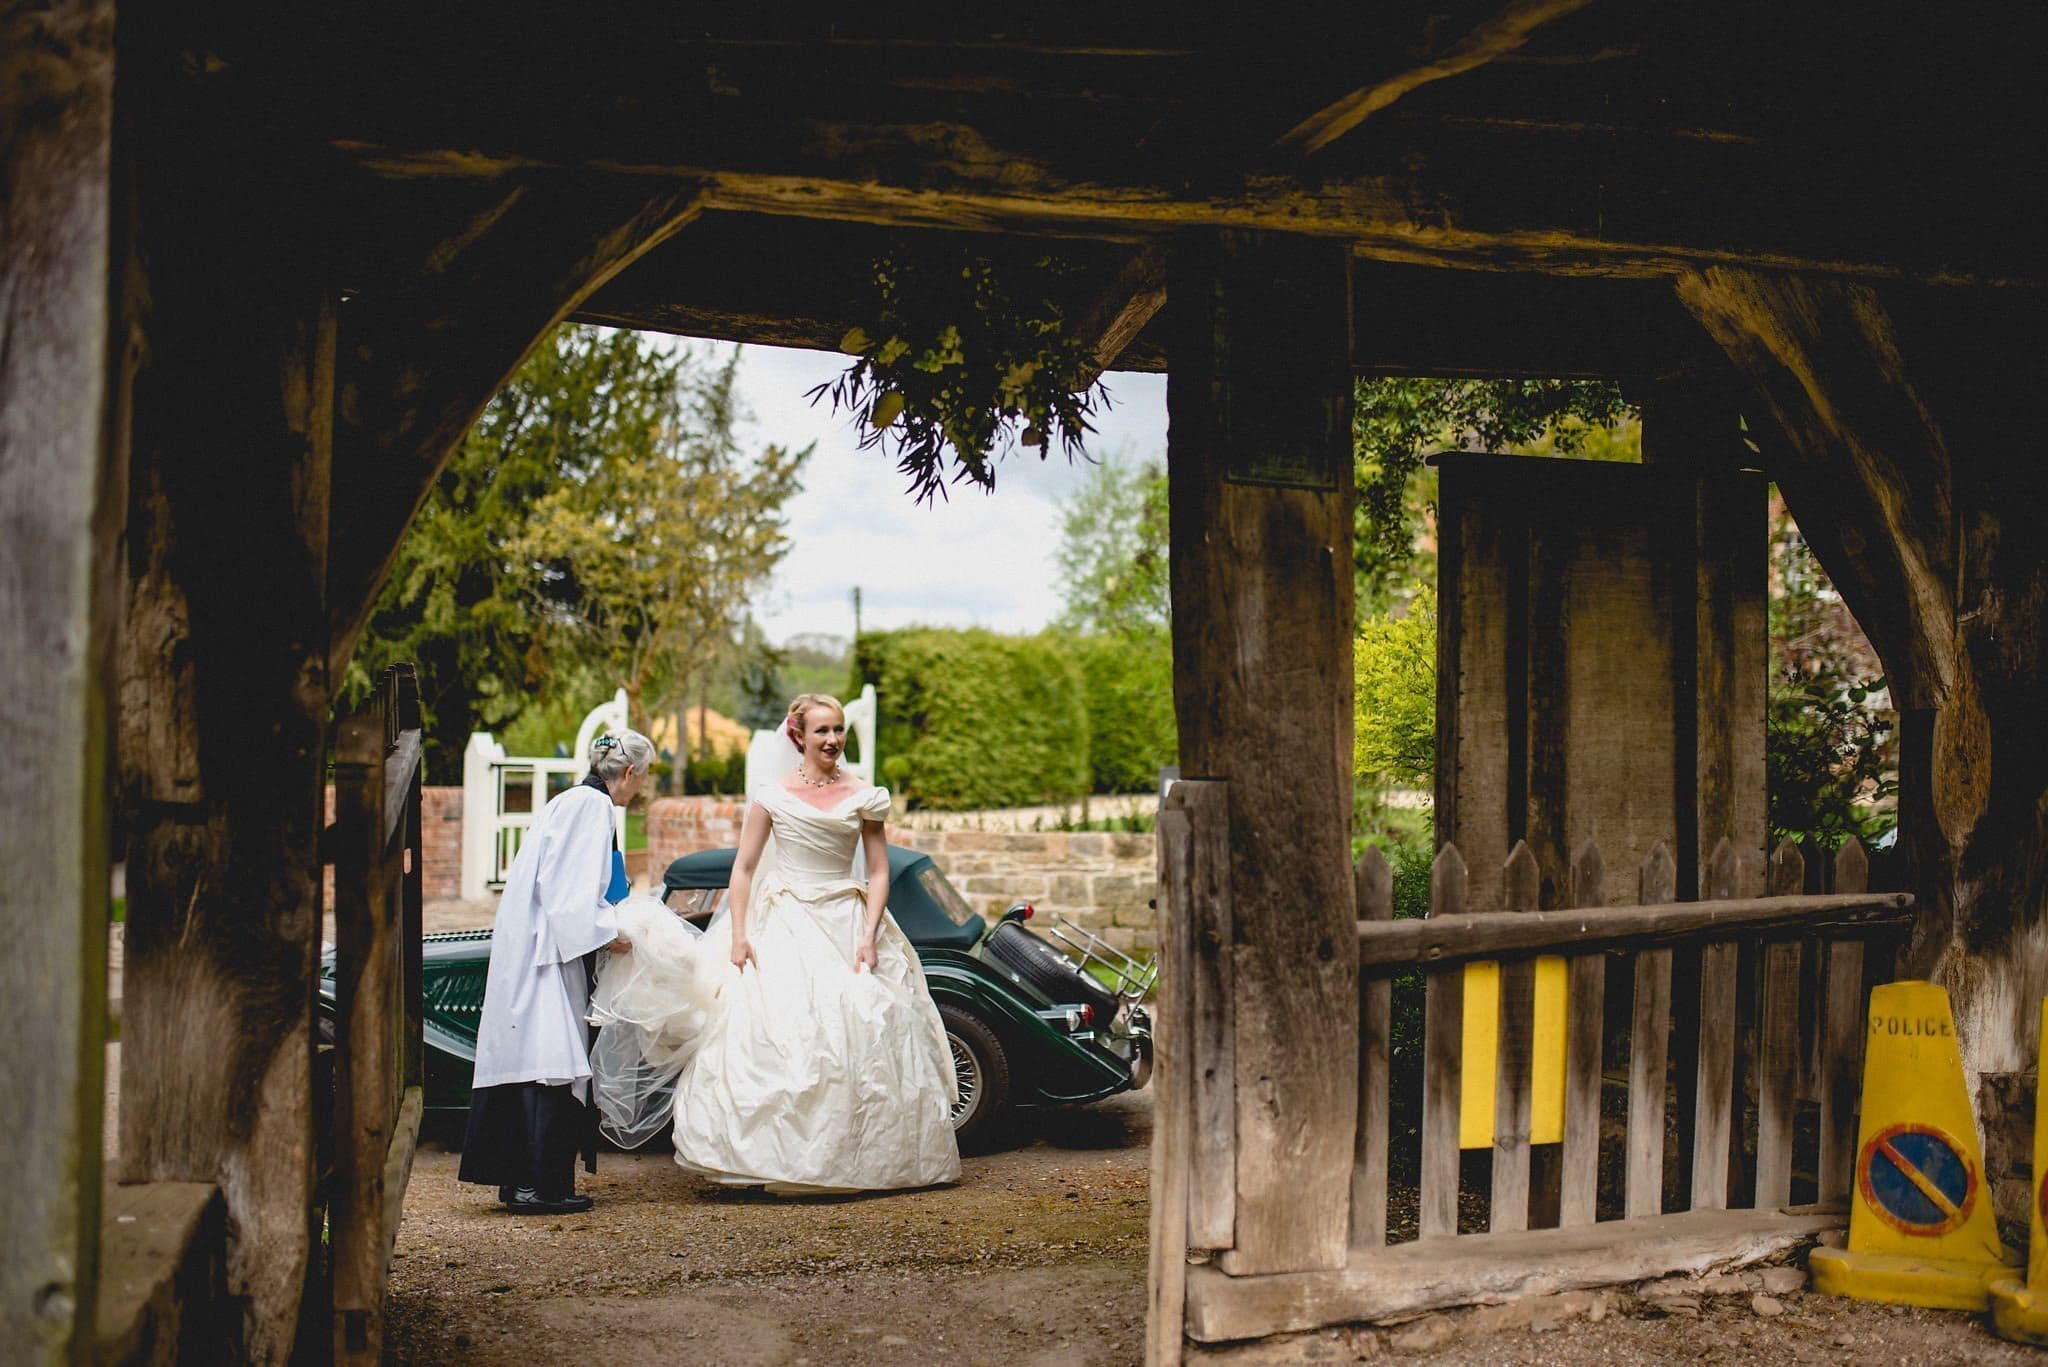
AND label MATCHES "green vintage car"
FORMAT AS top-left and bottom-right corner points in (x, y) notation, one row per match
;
(319, 844), (1153, 1146)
